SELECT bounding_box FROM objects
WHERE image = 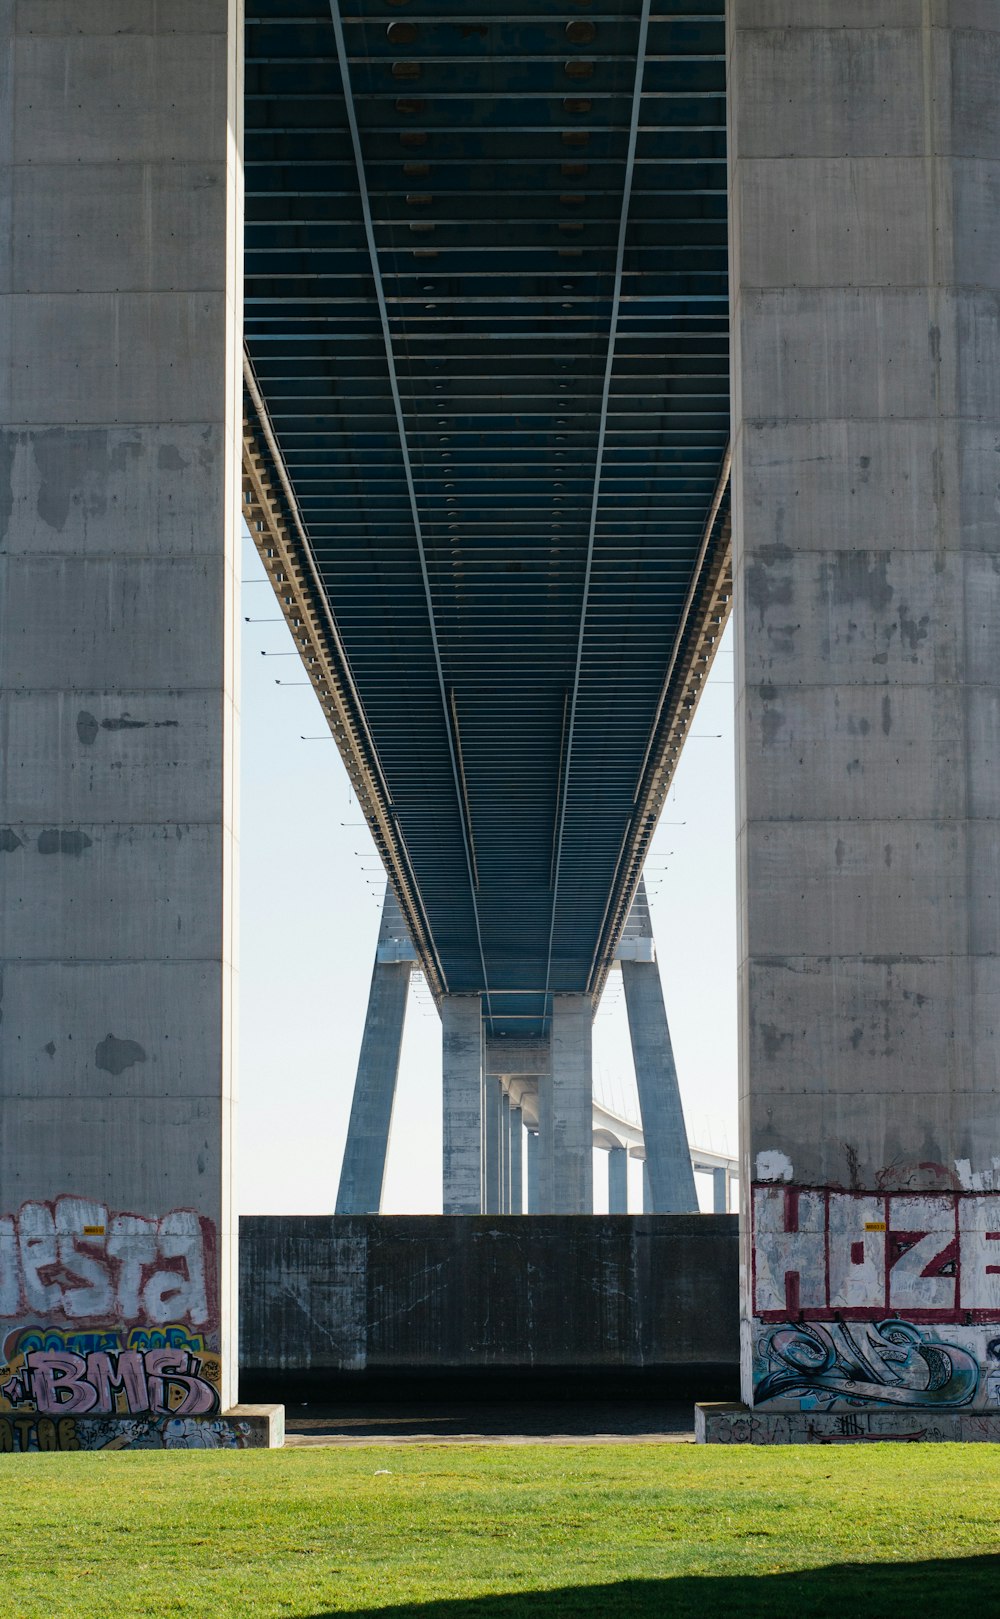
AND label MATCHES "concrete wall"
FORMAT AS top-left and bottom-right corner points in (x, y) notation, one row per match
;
(0, 1), (244, 1438)
(729, 4), (1000, 1411)
(239, 1215), (739, 1398)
